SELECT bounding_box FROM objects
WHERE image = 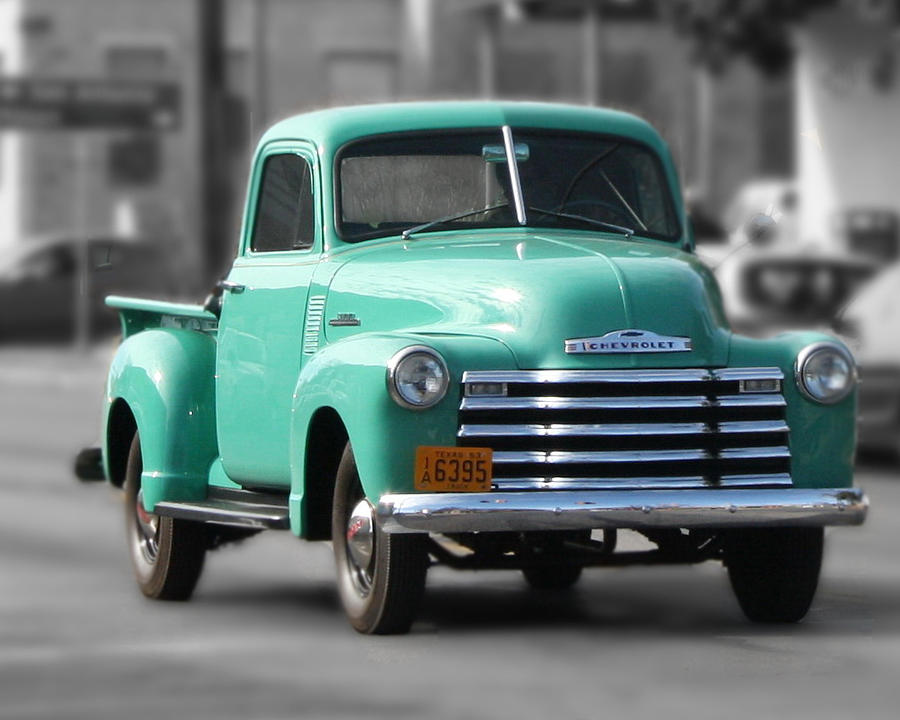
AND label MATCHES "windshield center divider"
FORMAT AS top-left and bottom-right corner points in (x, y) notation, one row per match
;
(502, 125), (527, 226)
